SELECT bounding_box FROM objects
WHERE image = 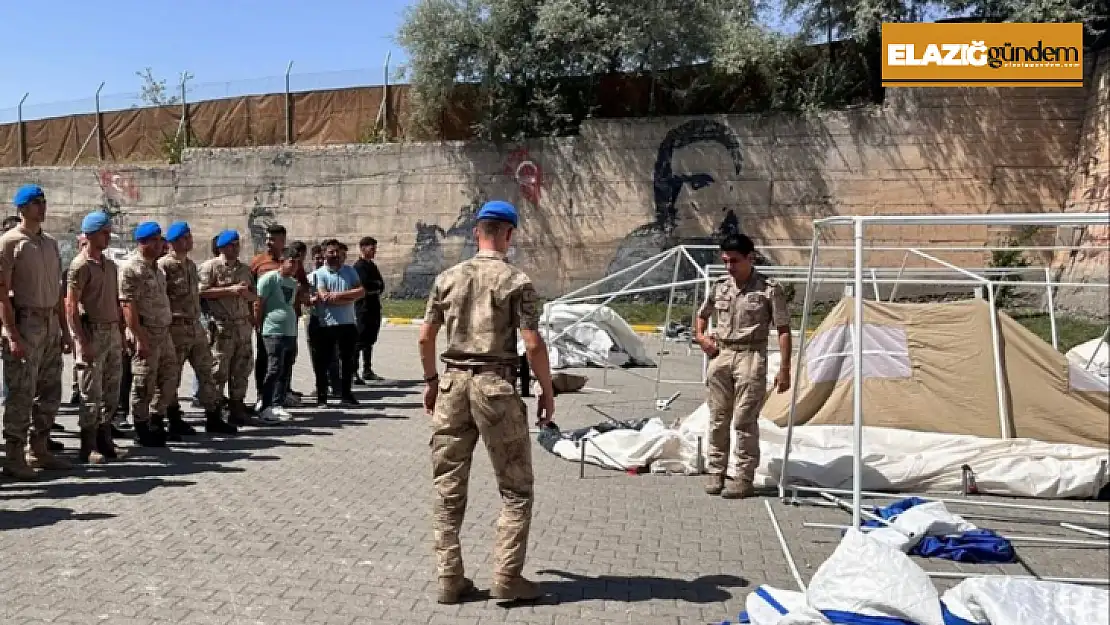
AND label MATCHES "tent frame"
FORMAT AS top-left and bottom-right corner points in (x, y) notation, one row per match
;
(549, 237), (1106, 404)
(776, 211), (1110, 530)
